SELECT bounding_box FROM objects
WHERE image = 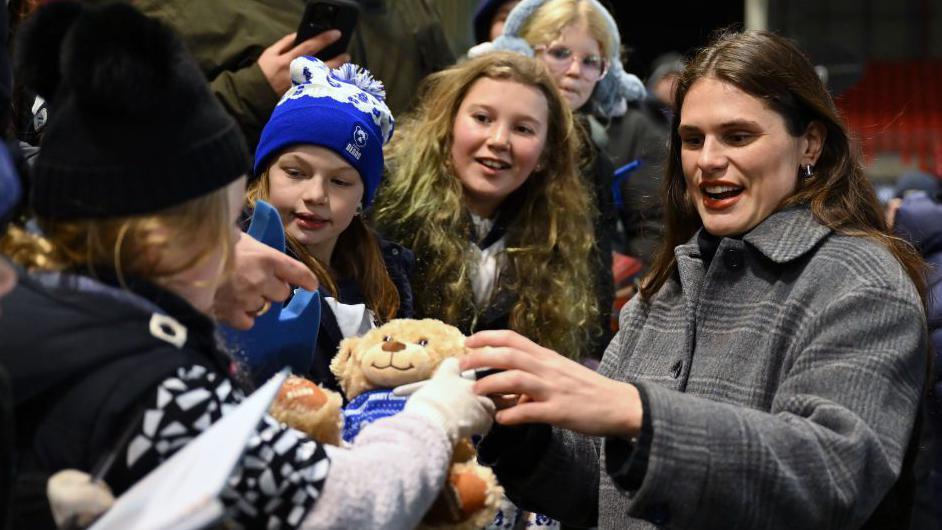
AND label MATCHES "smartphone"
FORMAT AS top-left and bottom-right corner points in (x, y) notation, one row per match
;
(295, 0), (360, 61)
